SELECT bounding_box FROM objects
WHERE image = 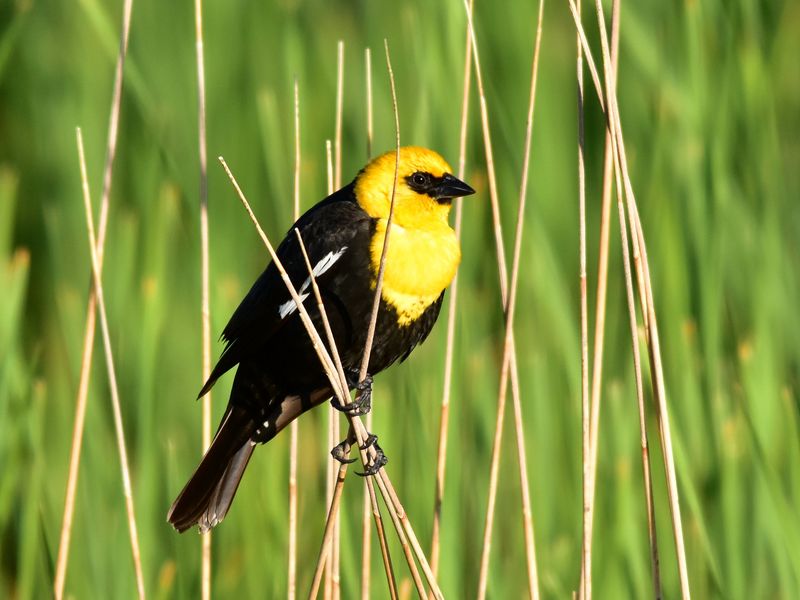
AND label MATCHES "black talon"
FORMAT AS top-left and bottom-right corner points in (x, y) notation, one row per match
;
(345, 369), (372, 390)
(329, 382), (372, 416)
(360, 433), (378, 450)
(355, 374), (373, 393)
(329, 370), (373, 416)
(356, 438), (388, 477)
(331, 438), (357, 464)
